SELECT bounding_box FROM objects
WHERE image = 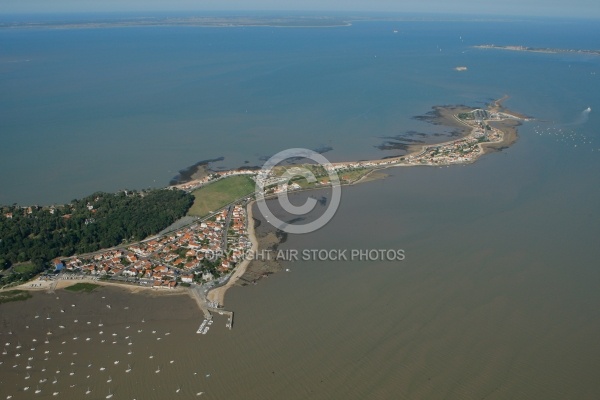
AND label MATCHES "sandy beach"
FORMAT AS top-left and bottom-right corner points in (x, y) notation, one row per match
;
(14, 275), (186, 296)
(206, 201), (259, 306)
